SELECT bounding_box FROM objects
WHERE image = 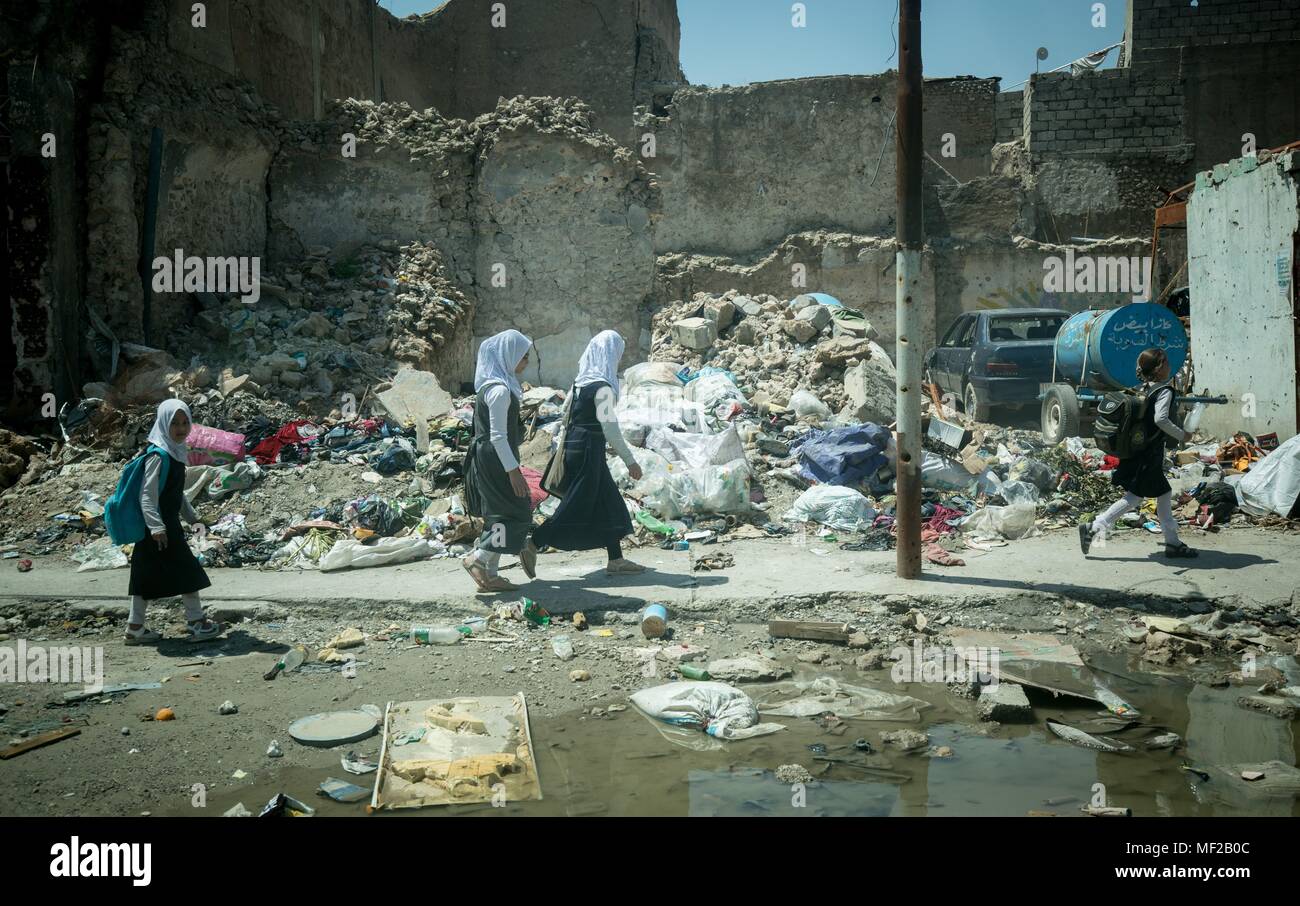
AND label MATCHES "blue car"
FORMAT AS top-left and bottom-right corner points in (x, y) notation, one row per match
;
(924, 309), (1066, 421)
